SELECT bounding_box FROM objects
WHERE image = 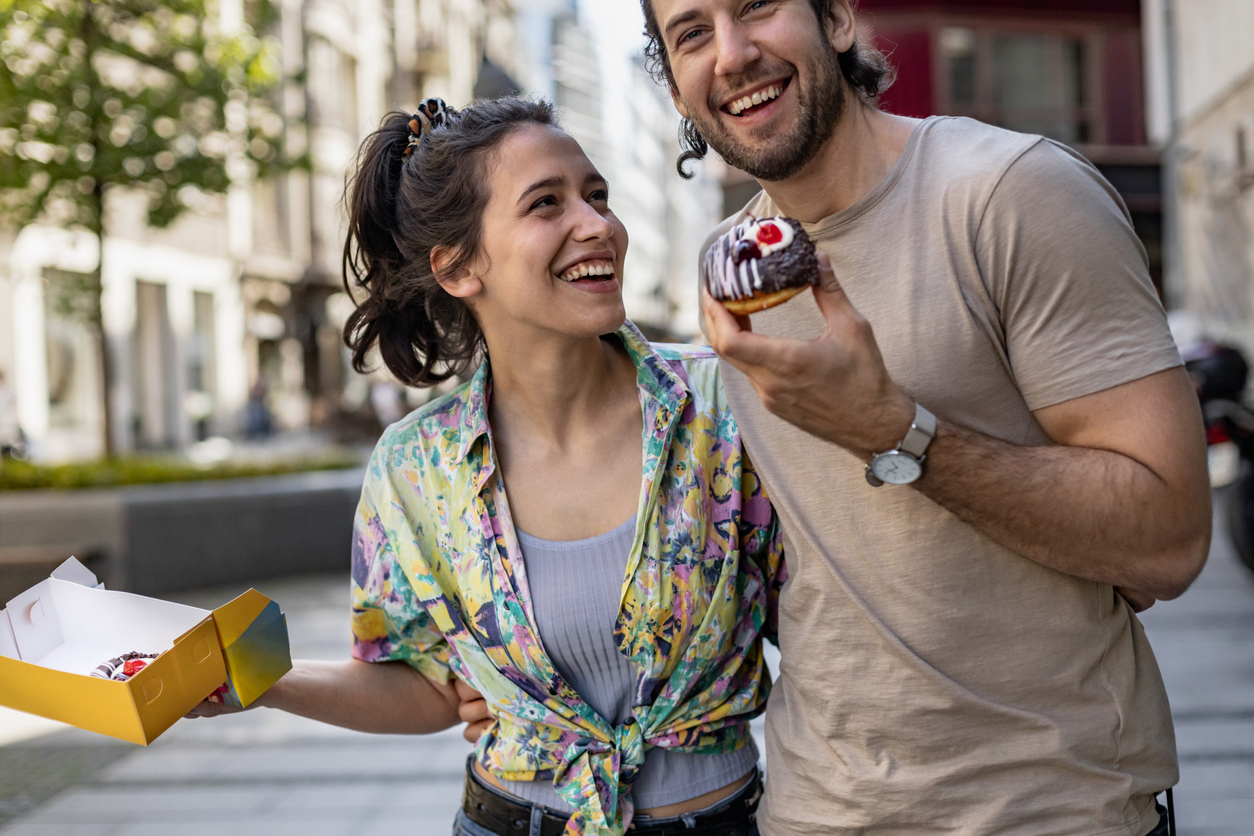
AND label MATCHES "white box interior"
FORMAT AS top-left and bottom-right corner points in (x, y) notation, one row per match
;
(5, 580), (210, 676)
